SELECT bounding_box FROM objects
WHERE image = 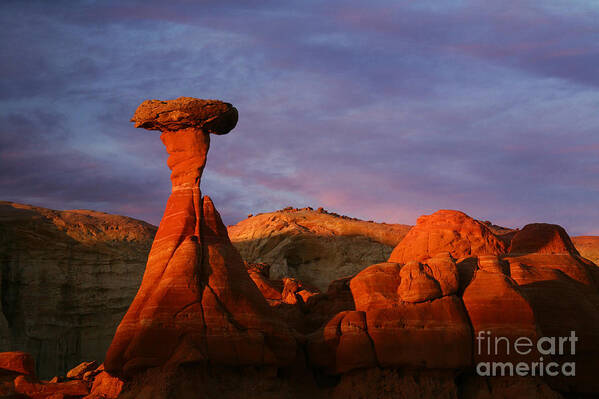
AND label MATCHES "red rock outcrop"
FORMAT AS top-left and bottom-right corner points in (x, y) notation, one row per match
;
(84, 366), (124, 399)
(66, 361), (97, 379)
(281, 277), (320, 305)
(509, 223), (580, 256)
(308, 216), (599, 396)
(309, 255), (472, 374)
(0, 355), (122, 399)
(461, 259), (539, 363)
(349, 262), (402, 310)
(397, 252), (459, 302)
(349, 252), (460, 308)
(366, 295), (472, 369)
(504, 225), (599, 393)
(0, 351), (36, 377)
(246, 262), (284, 301)
(104, 98), (296, 377)
(397, 261), (443, 302)
(302, 277), (356, 334)
(13, 375), (90, 398)
(307, 311), (376, 374)
(389, 210), (508, 263)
